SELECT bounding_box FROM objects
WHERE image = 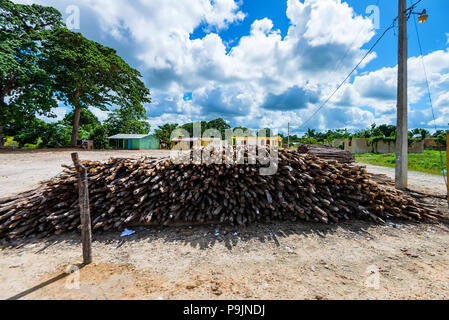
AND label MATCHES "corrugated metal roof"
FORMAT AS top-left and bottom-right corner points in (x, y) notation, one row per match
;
(108, 134), (151, 139)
